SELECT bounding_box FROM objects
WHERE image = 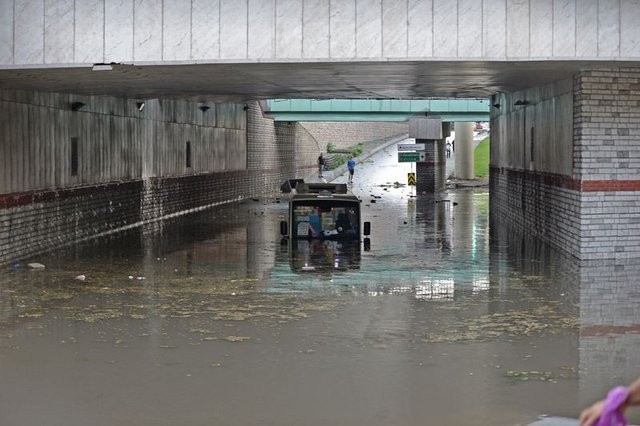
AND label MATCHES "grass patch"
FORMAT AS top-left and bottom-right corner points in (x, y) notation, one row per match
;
(325, 143), (364, 170)
(474, 137), (490, 178)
